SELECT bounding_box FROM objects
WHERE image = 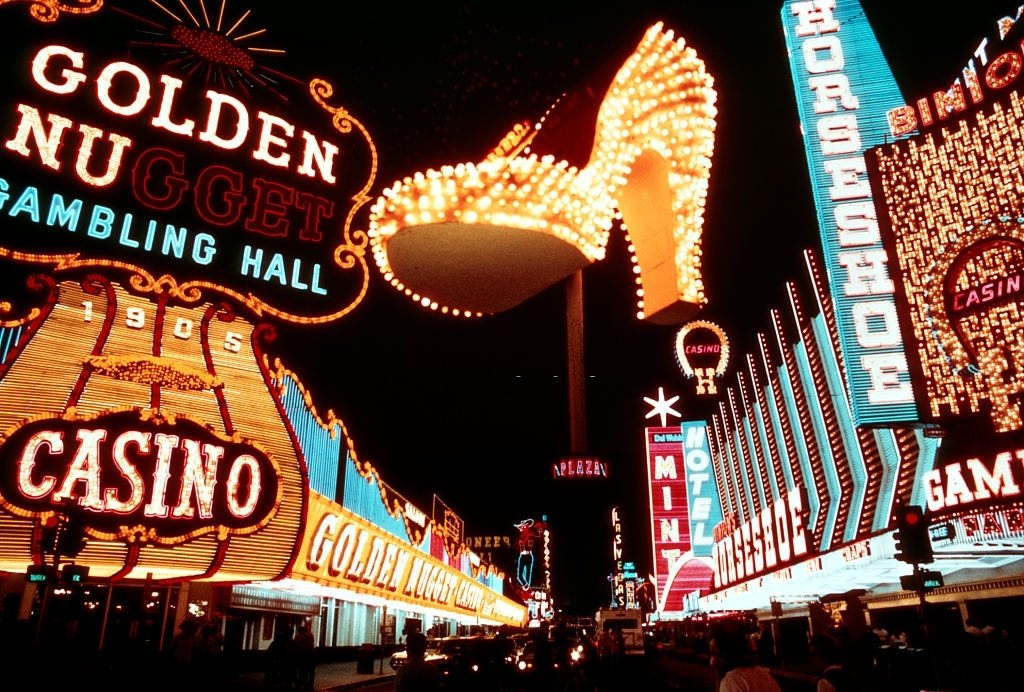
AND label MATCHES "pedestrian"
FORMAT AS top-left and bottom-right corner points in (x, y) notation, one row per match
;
(265, 625), (294, 691)
(166, 620), (199, 689)
(613, 628), (625, 658)
(598, 628), (615, 658)
(394, 631), (441, 692)
(809, 632), (851, 692)
(572, 634), (599, 692)
(757, 622), (776, 665)
(292, 623), (316, 692)
(965, 618), (985, 638)
(529, 622), (555, 691)
(711, 620), (781, 692)
(194, 623), (223, 670)
(551, 622), (573, 690)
